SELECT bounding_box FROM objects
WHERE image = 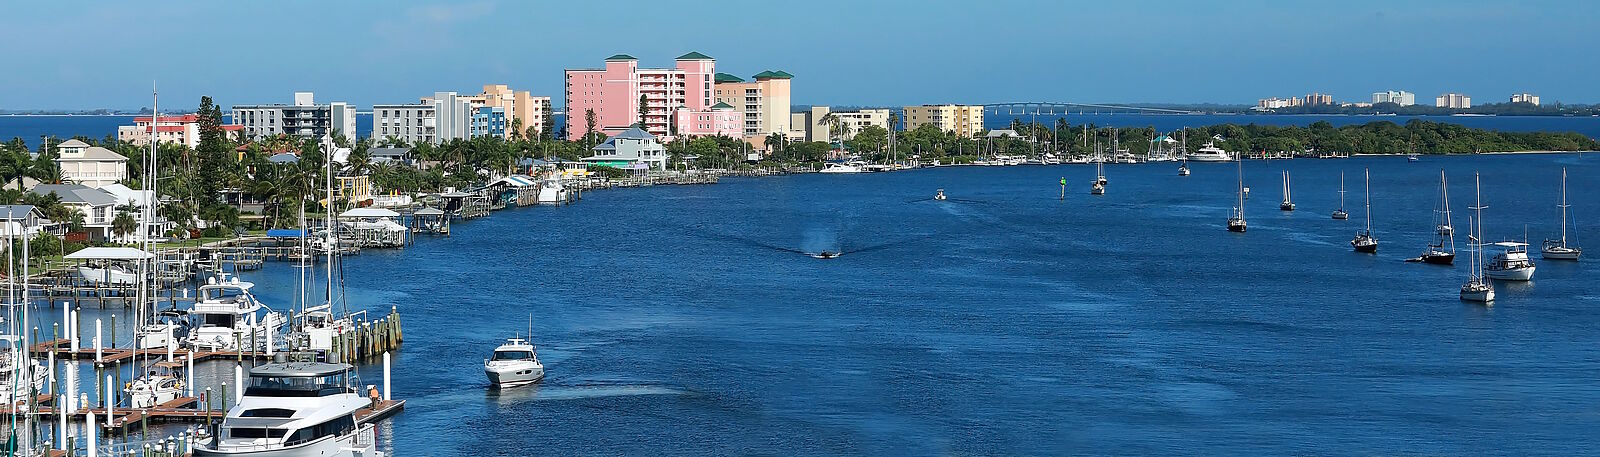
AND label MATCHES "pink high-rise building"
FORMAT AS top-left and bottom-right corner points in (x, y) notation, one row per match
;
(565, 52), (717, 140)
